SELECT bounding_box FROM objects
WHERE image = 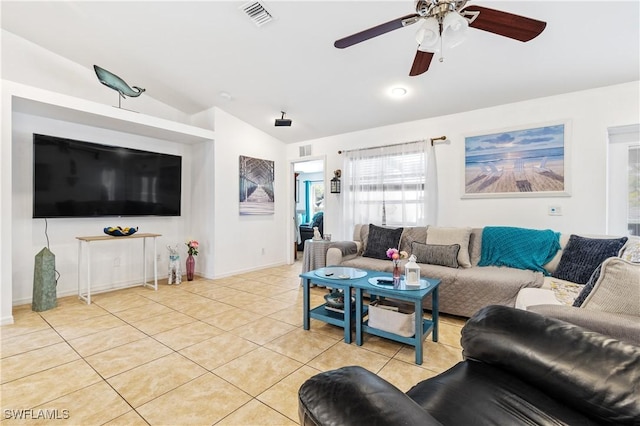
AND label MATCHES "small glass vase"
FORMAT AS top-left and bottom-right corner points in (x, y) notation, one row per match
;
(392, 261), (401, 288)
(186, 254), (195, 281)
